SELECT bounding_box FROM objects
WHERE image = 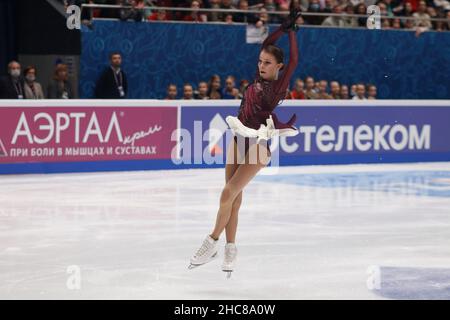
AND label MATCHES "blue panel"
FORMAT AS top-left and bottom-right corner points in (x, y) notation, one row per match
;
(80, 21), (450, 99)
